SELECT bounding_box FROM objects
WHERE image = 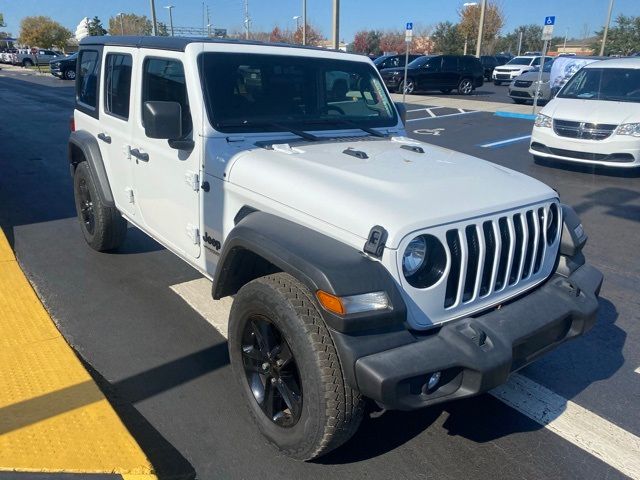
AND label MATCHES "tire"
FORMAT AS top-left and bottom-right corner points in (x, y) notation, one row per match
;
(63, 68), (76, 80)
(458, 78), (474, 95)
(22, 59), (33, 67)
(440, 88), (452, 94)
(229, 273), (364, 460)
(73, 162), (127, 251)
(494, 80), (502, 86)
(398, 78), (415, 94)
